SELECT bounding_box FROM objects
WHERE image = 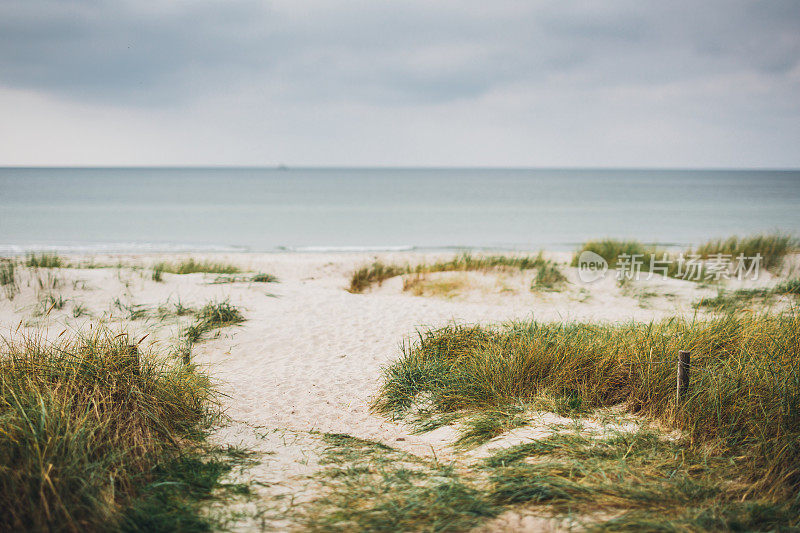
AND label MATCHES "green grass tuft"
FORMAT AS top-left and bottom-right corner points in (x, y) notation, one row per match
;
(775, 278), (800, 295)
(1, 259), (18, 300)
(349, 262), (407, 293)
(35, 292), (67, 315)
(695, 232), (796, 272)
(152, 258), (240, 275)
(210, 273), (279, 284)
(25, 252), (64, 268)
(573, 233), (796, 279)
(455, 407), (528, 447)
(151, 264), (164, 282)
(156, 299), (196, 320)
(250, 272), (278, 283)
(113, 298), (150, 320)
(71, 302), (89, 318)
(571, 239), (649, 269)
(531, 261), (567, 291)
(571, 239), (693, 281)
(185, 300), (244, 344)
(693, 288), (772, 311)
